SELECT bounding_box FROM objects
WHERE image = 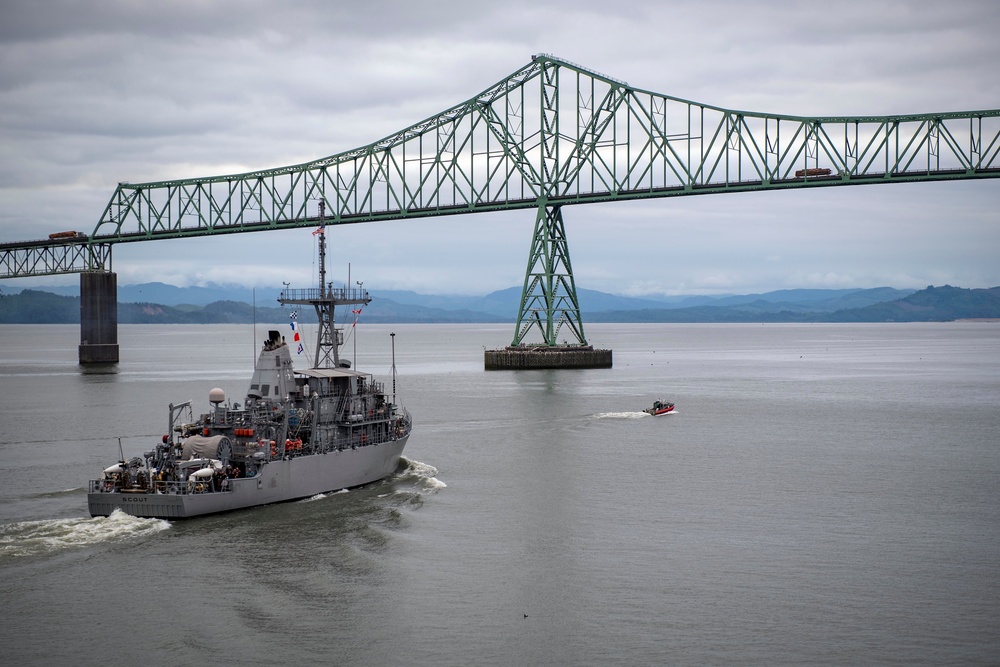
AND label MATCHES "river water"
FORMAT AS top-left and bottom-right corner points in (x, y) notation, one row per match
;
(1, 322), (998, 665)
